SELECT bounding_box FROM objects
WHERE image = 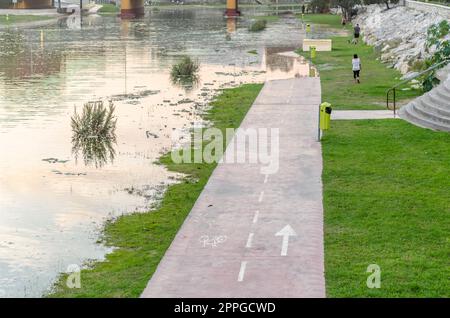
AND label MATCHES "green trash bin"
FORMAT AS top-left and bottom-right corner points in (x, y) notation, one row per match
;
(310, 46), (316, 59)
